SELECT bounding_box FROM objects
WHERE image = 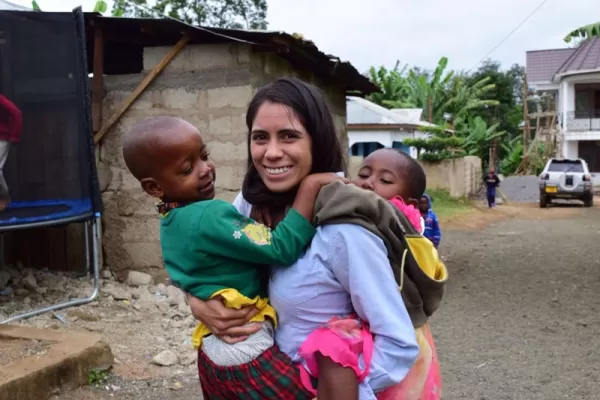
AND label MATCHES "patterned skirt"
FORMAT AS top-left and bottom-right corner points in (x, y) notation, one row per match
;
(197, 344), (315, 400)
(377, 322), (442, 400)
